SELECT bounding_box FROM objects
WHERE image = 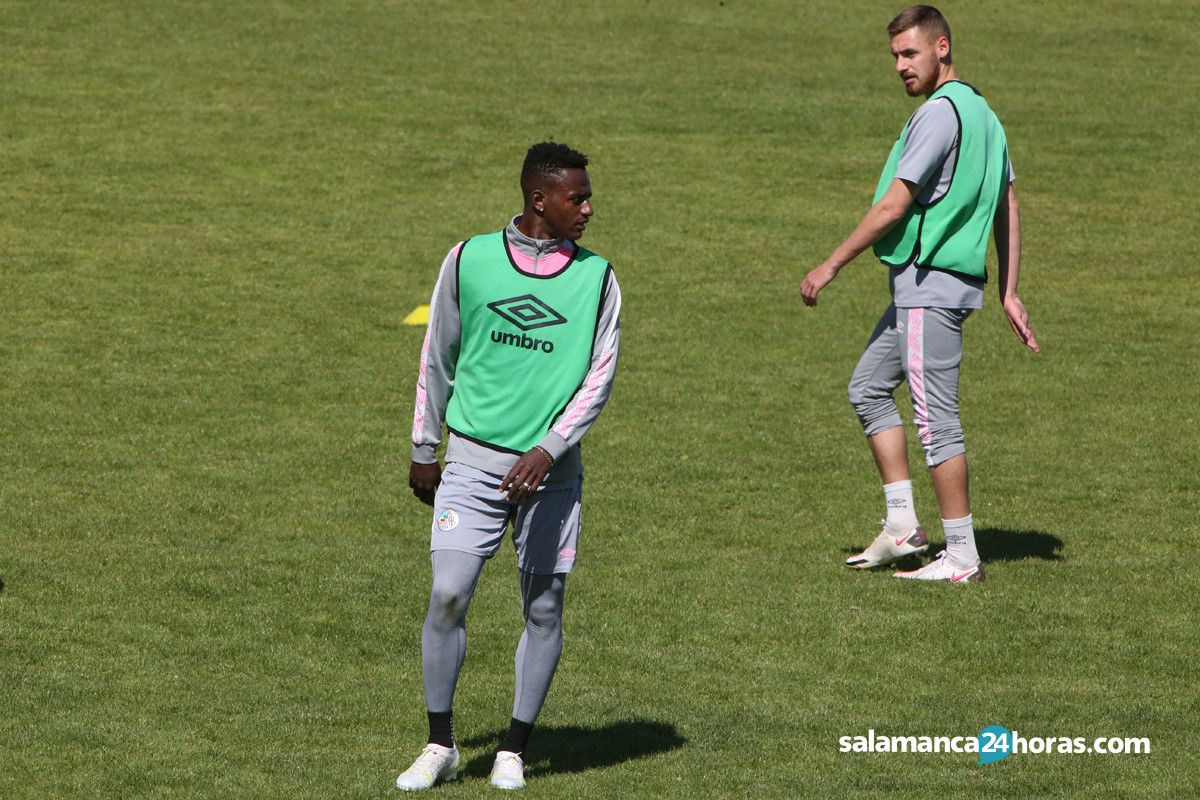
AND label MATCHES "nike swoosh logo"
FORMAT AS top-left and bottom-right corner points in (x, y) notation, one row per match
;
(951, 570), (975, 582)
(895, 536), (910, 547)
